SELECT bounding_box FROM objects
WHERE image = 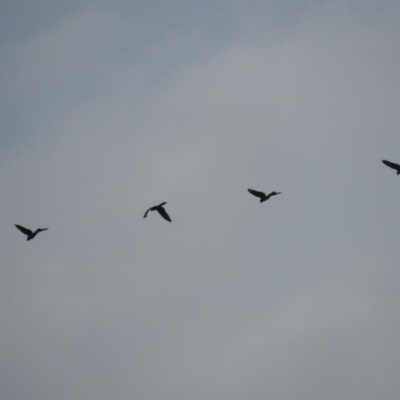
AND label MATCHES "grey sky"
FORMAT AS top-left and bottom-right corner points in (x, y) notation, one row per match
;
(1, 1), (400, 399)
